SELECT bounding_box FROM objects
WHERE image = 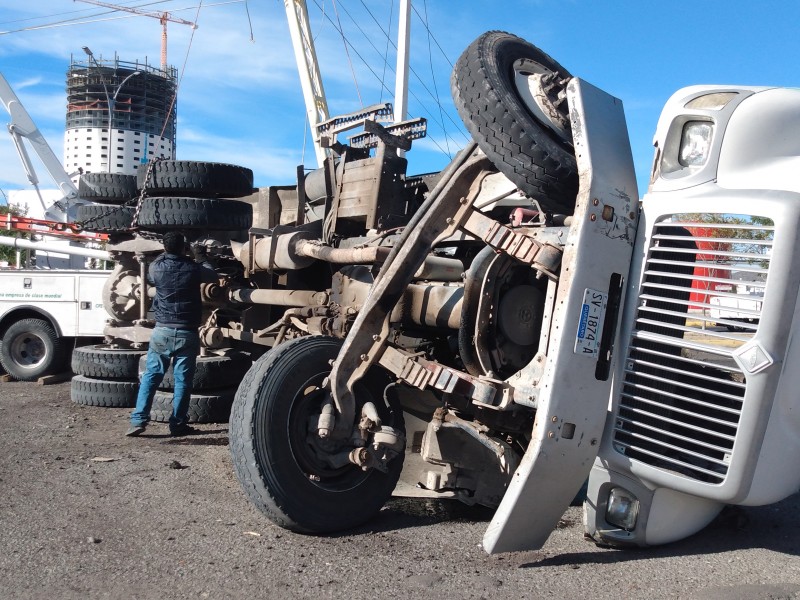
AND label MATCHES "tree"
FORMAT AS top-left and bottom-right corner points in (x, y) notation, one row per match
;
(0, 203), (29, 266)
